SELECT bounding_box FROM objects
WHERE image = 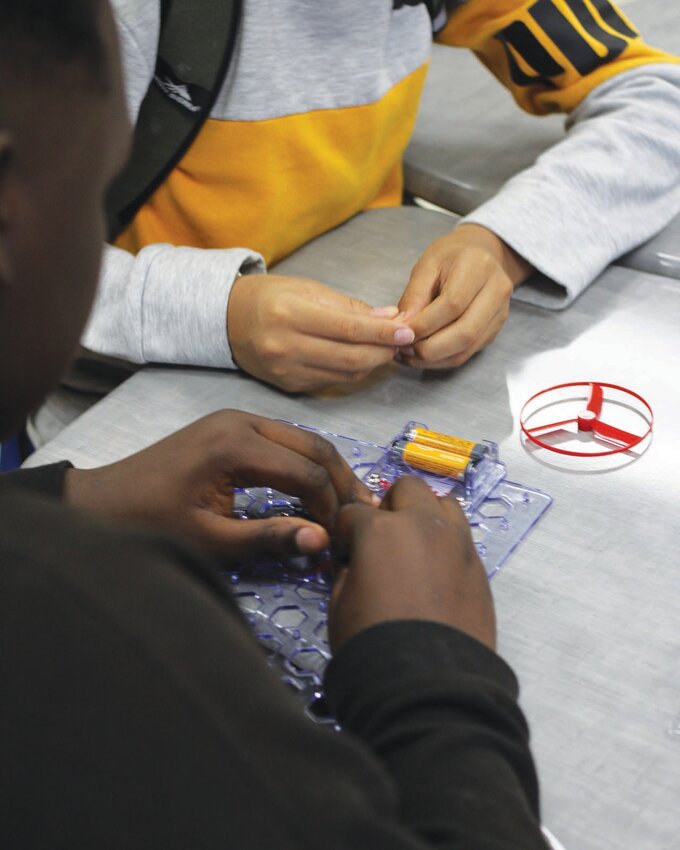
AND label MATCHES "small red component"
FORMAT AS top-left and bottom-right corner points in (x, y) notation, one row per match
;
(520, 381), (653, 457)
